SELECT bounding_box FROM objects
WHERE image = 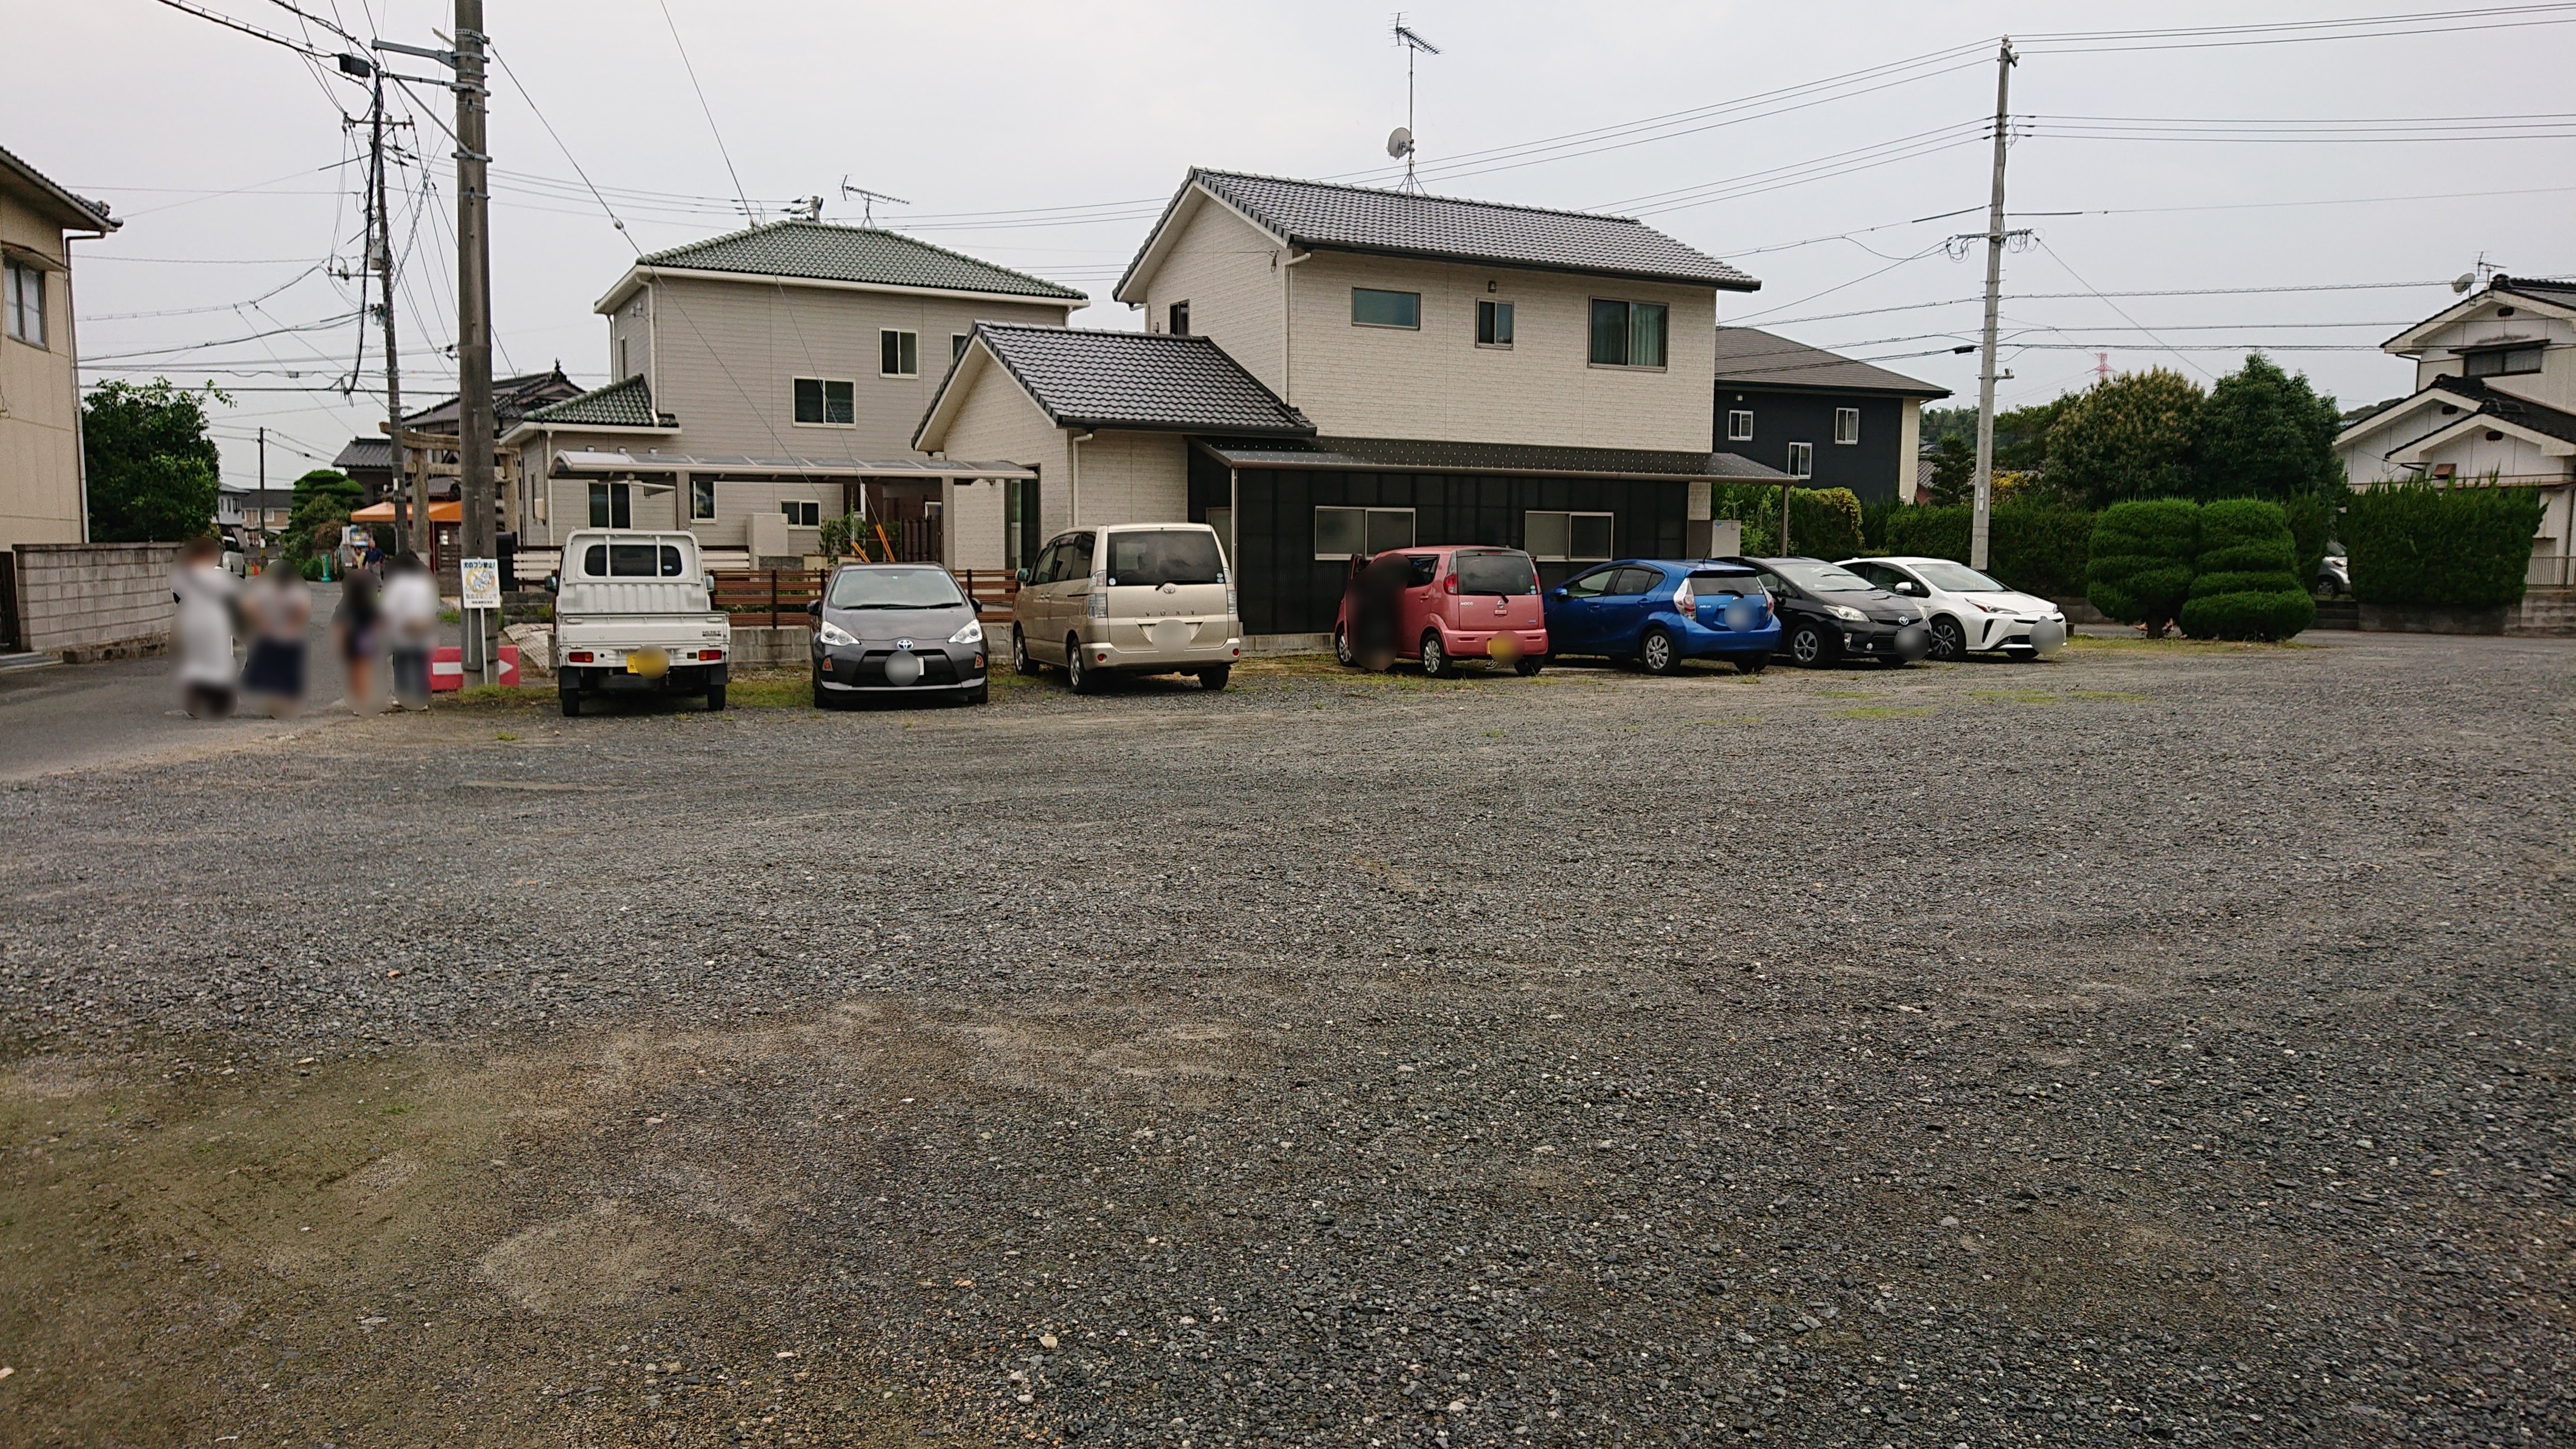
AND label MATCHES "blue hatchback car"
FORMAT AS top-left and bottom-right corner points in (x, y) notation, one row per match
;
(1543, 559), (1780, 674)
